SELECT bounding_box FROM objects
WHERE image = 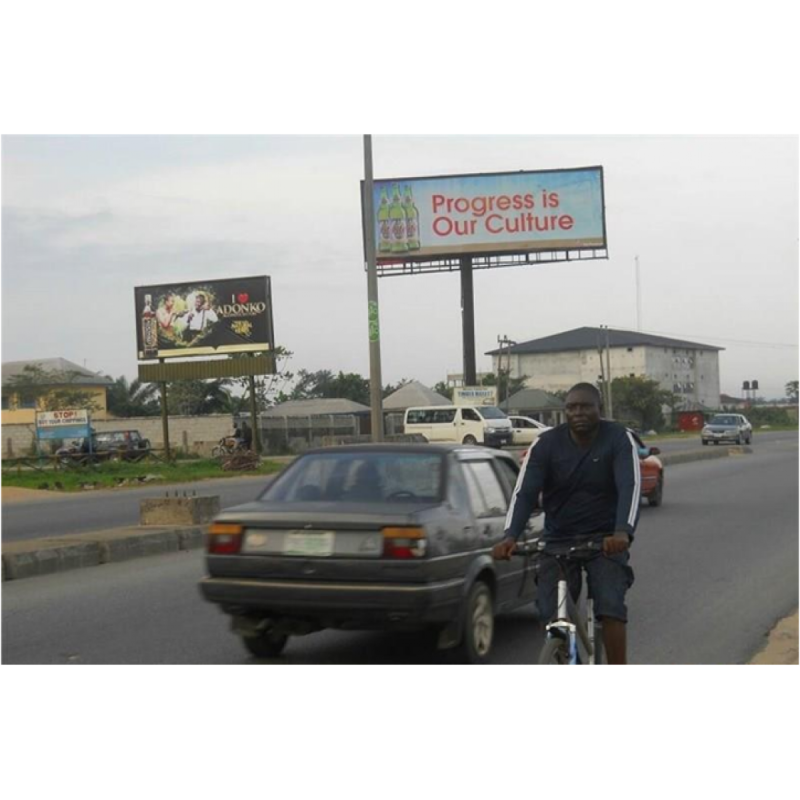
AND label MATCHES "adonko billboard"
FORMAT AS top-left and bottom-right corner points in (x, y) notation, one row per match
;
(367, 166), (606, 263)
(134, 275), (274, 360)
